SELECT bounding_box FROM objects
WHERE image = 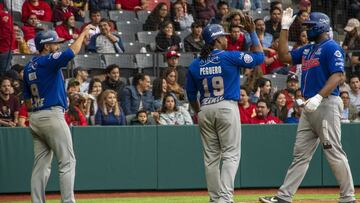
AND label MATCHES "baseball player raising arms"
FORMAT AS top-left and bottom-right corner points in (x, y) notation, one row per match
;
(23, 24), (94, 203)
(259, 9), (356, 203)
(186, 16), (264, 203)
